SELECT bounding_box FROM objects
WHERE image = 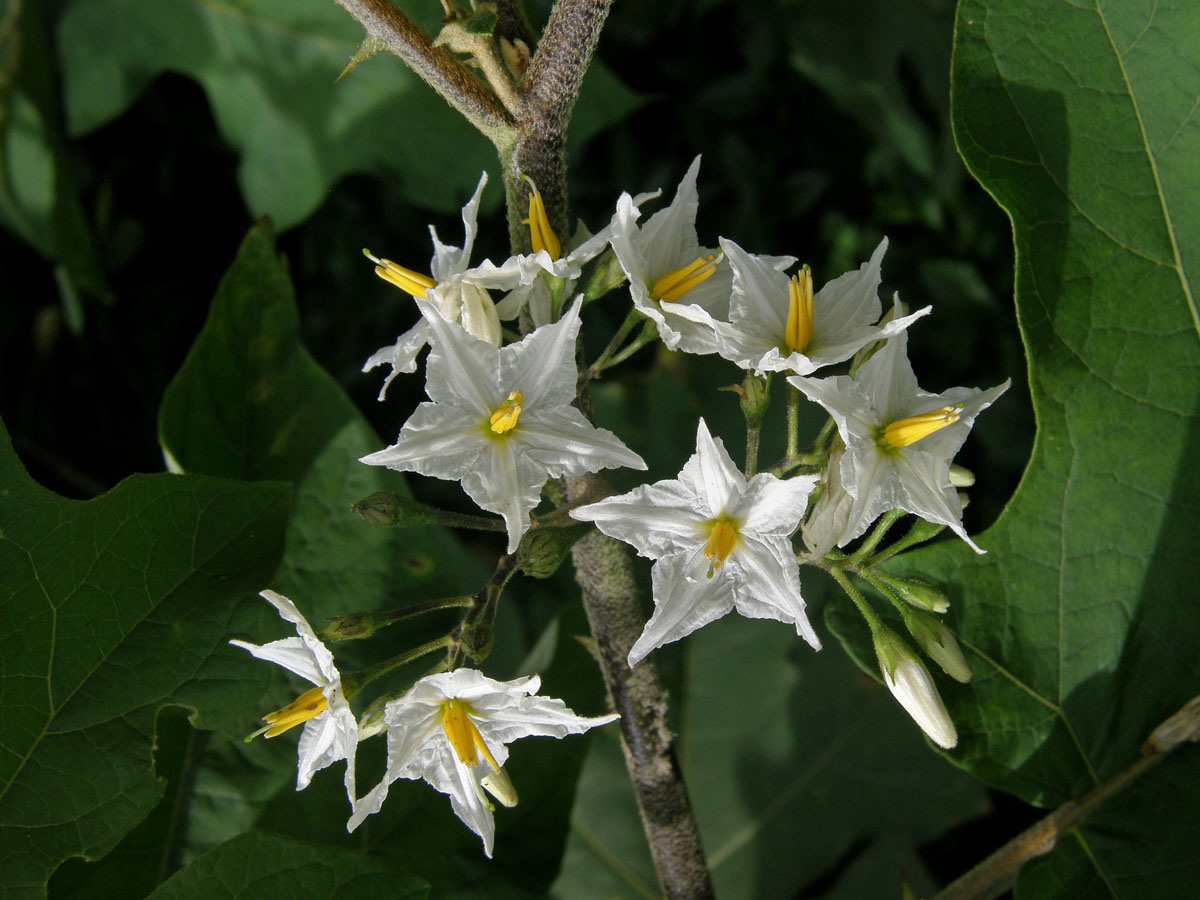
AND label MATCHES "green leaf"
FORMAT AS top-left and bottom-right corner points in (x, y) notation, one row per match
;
(145, 830), (428, 900)
(852, 0), (1200, 892)
(158, 219), (475, 630)
(553, 606), (988, 899)
(56, 0), (643, 226)
(0, 417), (290, 899)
